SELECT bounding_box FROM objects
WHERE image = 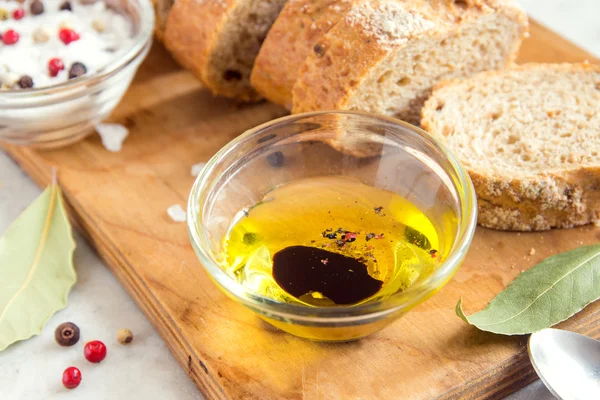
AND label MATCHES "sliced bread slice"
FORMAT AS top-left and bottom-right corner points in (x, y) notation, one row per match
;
(421, 63), (600, 231)
(292, 0), (528, 124)
(251, 0), (355, 109)
(164, 0), (288, 101)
